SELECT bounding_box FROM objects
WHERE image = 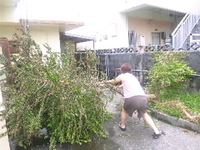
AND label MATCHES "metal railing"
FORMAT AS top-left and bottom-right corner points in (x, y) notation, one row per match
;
(171, 13), (200, 50)
(115, 68), (148, 87)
